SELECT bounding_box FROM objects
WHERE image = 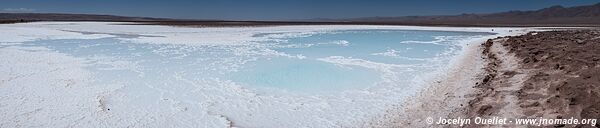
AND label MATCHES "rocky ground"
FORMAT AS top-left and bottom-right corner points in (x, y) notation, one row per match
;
(464, 30), (600, 127)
